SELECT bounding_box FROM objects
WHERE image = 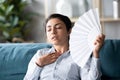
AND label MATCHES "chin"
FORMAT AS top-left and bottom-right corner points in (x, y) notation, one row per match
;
(51, 41), (59, 45)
